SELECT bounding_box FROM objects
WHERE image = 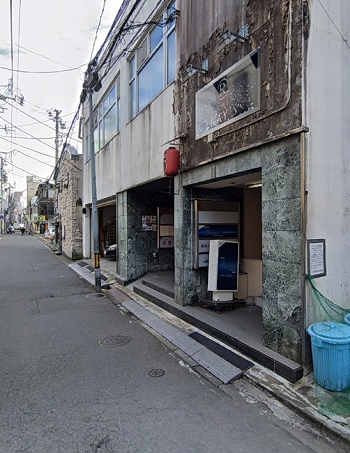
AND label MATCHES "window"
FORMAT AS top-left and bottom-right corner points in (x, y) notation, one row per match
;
(93, 76), (121, 153)
(129, 1), (176, 117)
